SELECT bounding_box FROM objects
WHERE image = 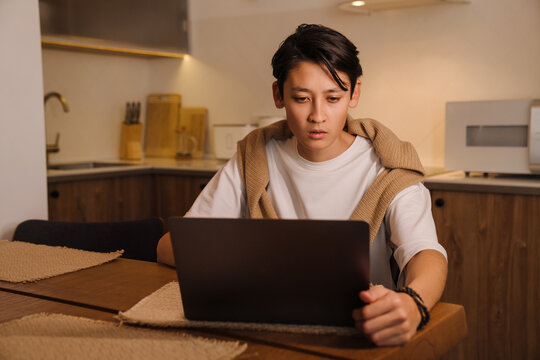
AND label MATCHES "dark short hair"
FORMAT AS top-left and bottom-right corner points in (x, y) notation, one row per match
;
(271, 24), (363, 98)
